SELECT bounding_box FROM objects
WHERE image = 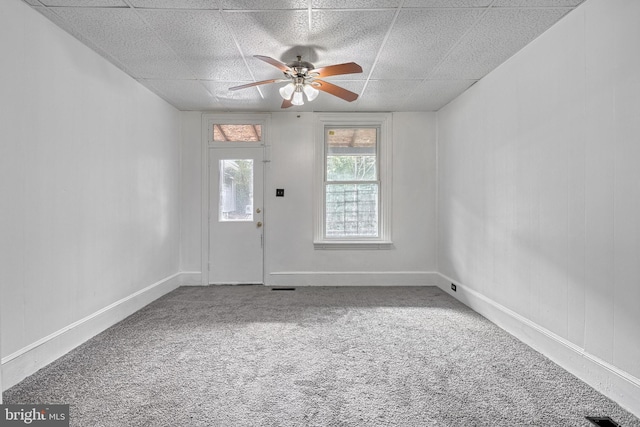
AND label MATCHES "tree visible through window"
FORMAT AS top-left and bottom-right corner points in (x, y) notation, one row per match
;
(325, 127), (379, 238)
(219, 159), (253, 221)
